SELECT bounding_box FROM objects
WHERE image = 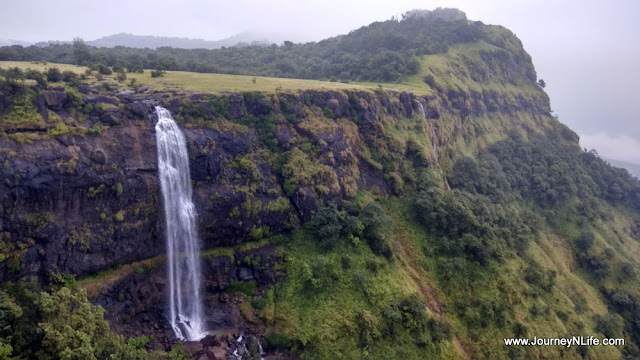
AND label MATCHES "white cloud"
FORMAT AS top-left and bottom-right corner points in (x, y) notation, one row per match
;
(580, 133), (640, 165)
